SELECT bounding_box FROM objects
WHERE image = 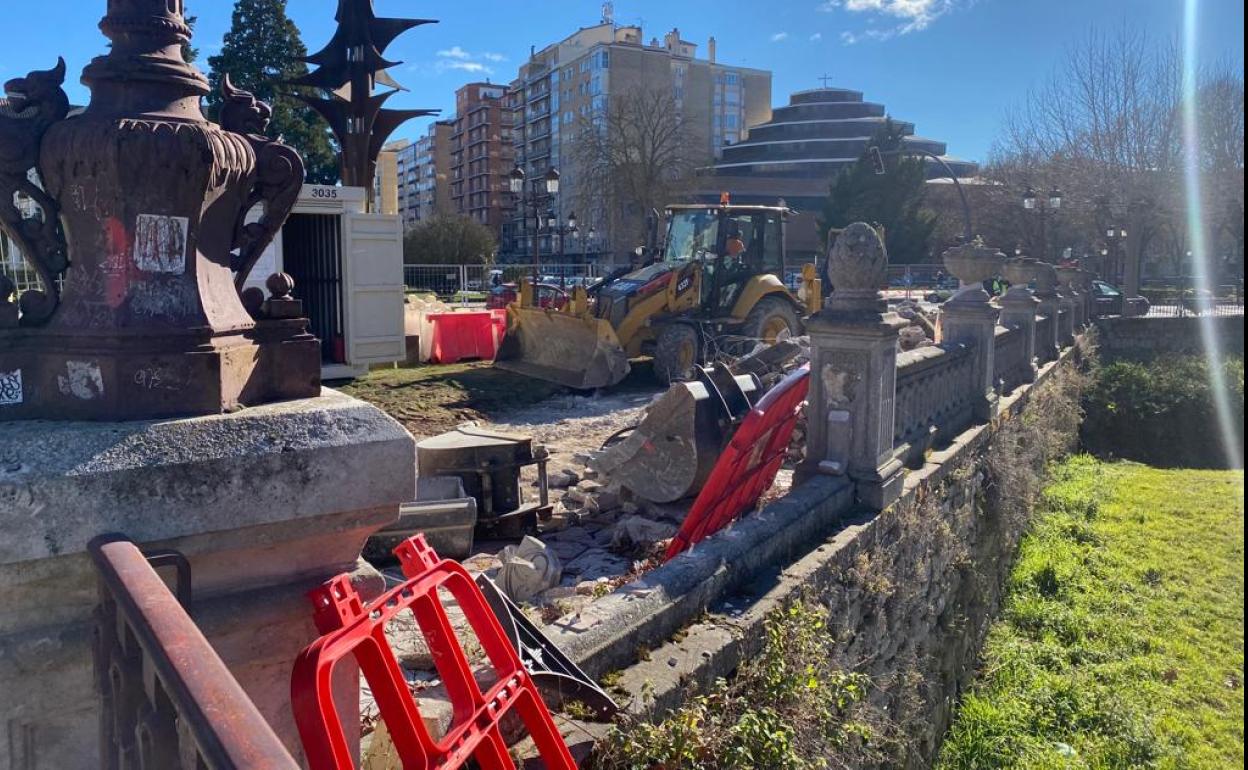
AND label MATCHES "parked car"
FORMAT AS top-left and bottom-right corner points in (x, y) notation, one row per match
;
(1091, 280), (1124, 316)
(486, 282), (568, 310)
